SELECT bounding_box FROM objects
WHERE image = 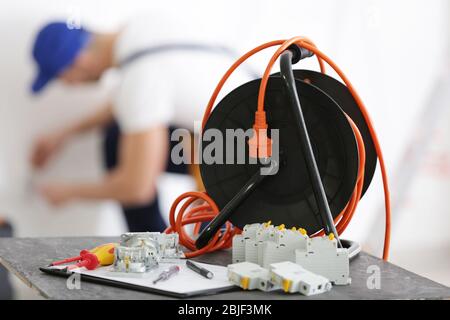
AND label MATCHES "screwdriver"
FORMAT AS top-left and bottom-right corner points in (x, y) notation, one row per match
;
(49, 243), (117, 270)
(153, 265), (180, 284)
